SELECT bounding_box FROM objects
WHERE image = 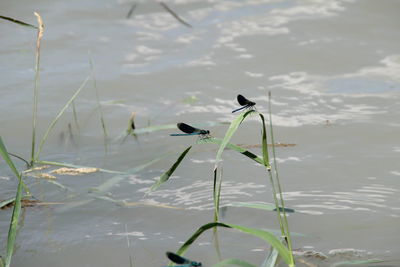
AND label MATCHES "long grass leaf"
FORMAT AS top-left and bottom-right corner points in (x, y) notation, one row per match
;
(159, 2), (192, 28)
(89, 54), (108, 154)
(5, 176), (23, 267)
(267, 92), (294, 261)
(0, 137), (30, 195)
(30, 12), (44, 165)
(175, 222), (293, 266)
(0, 198), (16, 209)
(0, 138), (21, 178)
(149, 146), (192, 192)
(261, 247), (280, 267)
(211, 259), (257, 267)
(0, 15), (37, 28)
(35, 75), (90, 160)
(215, 110), (255, 166)
(197, 137), (263, 165)
(0, 140), (24, 267)
(132, 124), (177, 134)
